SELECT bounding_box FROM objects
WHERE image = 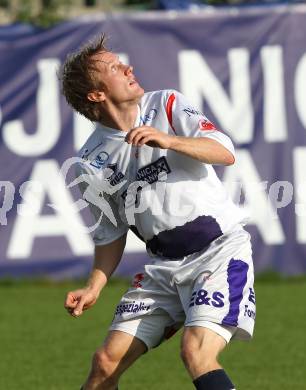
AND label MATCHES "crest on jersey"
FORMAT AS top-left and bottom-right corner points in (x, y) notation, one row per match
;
(141, 108), (158, 125)
(90, 151), (109, 169)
